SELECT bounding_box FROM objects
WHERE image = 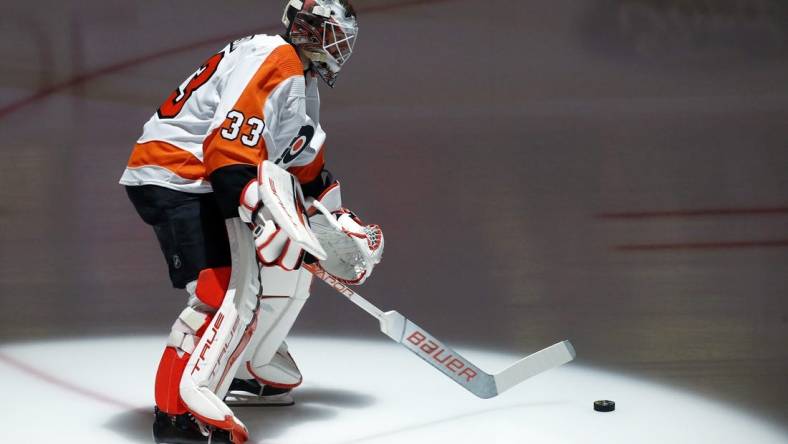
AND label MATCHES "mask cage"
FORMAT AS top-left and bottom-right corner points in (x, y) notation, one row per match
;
(288, 7), (357, 87)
